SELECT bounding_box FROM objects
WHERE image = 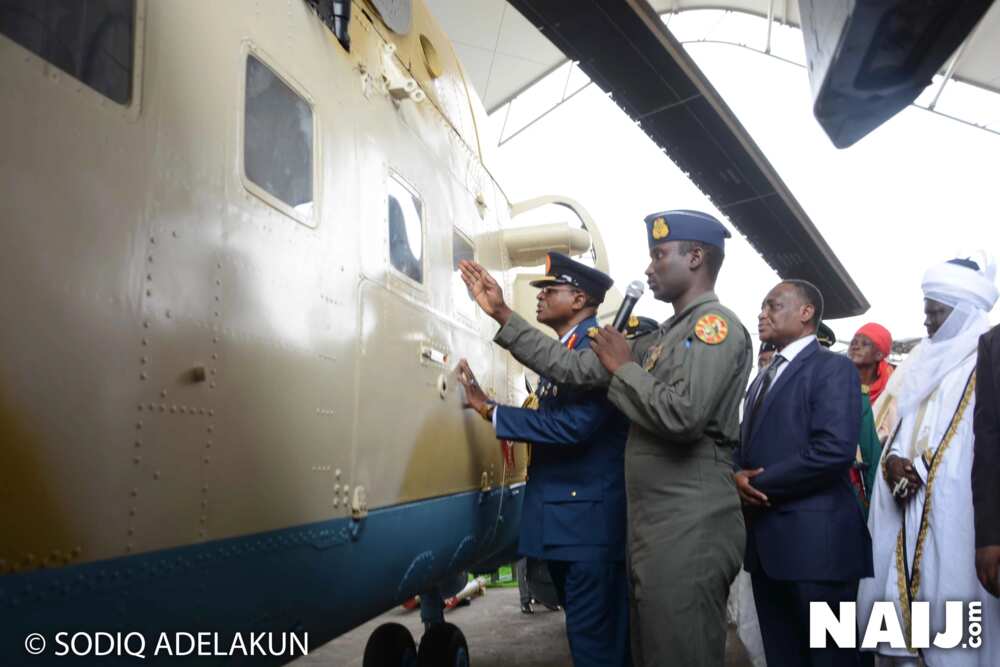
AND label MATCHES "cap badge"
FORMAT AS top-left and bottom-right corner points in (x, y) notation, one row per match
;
(652, 217), (670, 240)
(694, 314), (729, 345)
(627, 315), (640, 329)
